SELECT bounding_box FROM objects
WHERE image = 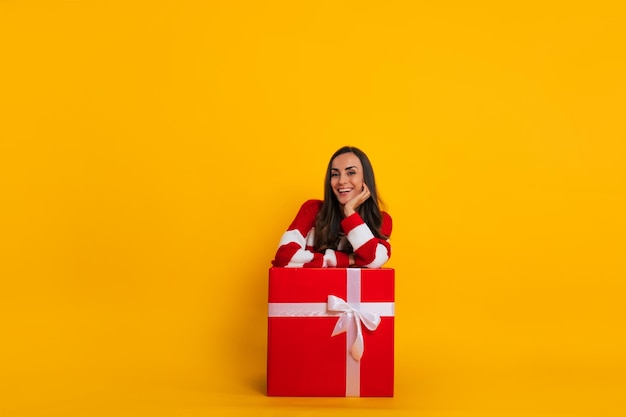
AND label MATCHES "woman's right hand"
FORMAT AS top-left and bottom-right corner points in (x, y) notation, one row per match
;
(343, 183), (371, 217)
